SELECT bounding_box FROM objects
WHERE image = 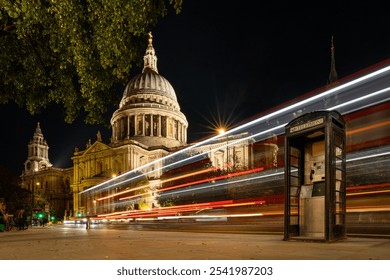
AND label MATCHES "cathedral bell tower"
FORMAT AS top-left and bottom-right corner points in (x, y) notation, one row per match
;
(24, 122), (53, 174)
